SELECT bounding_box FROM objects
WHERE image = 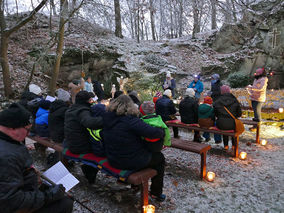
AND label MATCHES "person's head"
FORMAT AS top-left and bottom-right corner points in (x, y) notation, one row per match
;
(163, 89), (172, 98)
(203, 96), (213, 105)
(87, 76), (92, 83)
(29, 84), (42, 96)
(75, 91), (93, 105)
(56, 88), (71, 103)
(0, 103), (32, 142)
(193, 74), (200, 82)
(114, 90), (124, 99)
(220, 85), (231, 94)
(185, 88), (195, 98)
(211, 73), (220, 84)
(139, 101), (155, 116)
(166, 72), (171, 80)
(254, 68), (266, 79)
(107, 95), (139, 116)
(90, 103), (106, 117)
